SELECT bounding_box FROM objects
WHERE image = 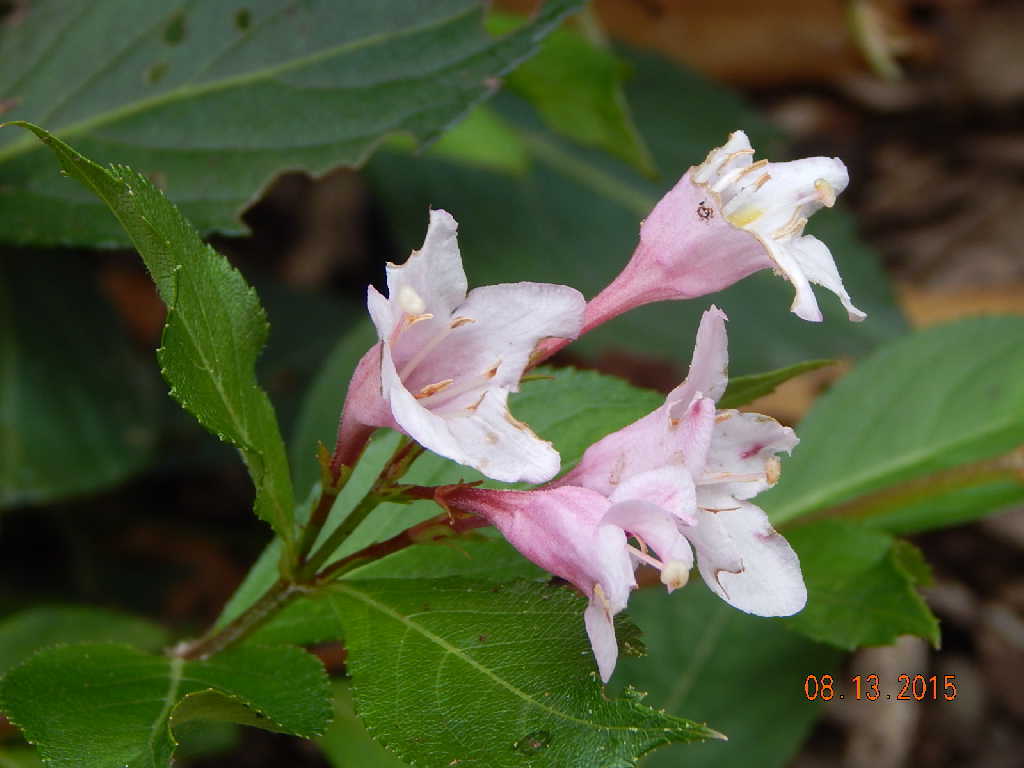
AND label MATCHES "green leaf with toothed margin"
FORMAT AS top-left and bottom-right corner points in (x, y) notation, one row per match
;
(0, 644), (330, 768)
(783, 521), (940, 650)
(5, 122), (296, 549)
(330, 578), (717, 768)
(0, 0), (582, 246)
